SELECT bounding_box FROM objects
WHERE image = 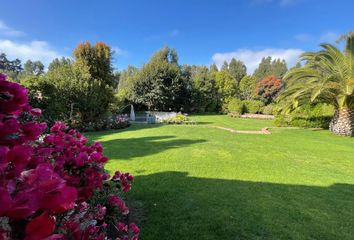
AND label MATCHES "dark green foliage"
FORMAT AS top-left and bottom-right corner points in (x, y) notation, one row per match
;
(209, 63), (218, 73)
(253, 56), (288, 81)
(23, 60), (44, 76)
(215, 71), (239, 104)
(228, 58), (247, 84)
(22, 42), (115, 125)
(189, 66), (218, 112)
(0, 53), (23, 81)
(131, 47), (188, 111)
(221, 61), (229, 71)
(274, 103), (335, 128)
